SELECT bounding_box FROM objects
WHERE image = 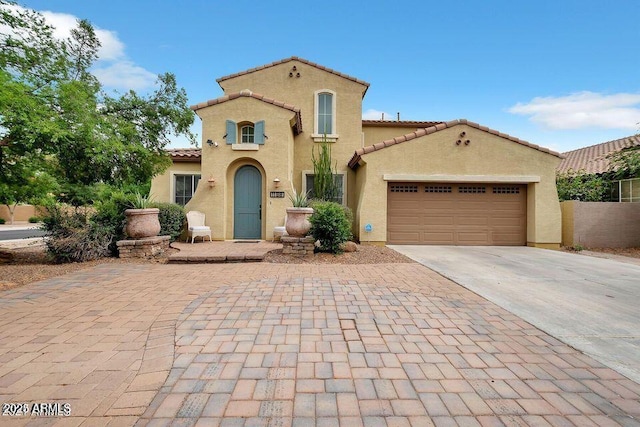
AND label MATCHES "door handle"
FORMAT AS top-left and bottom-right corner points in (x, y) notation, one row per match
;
(259, 204), (262, 220)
